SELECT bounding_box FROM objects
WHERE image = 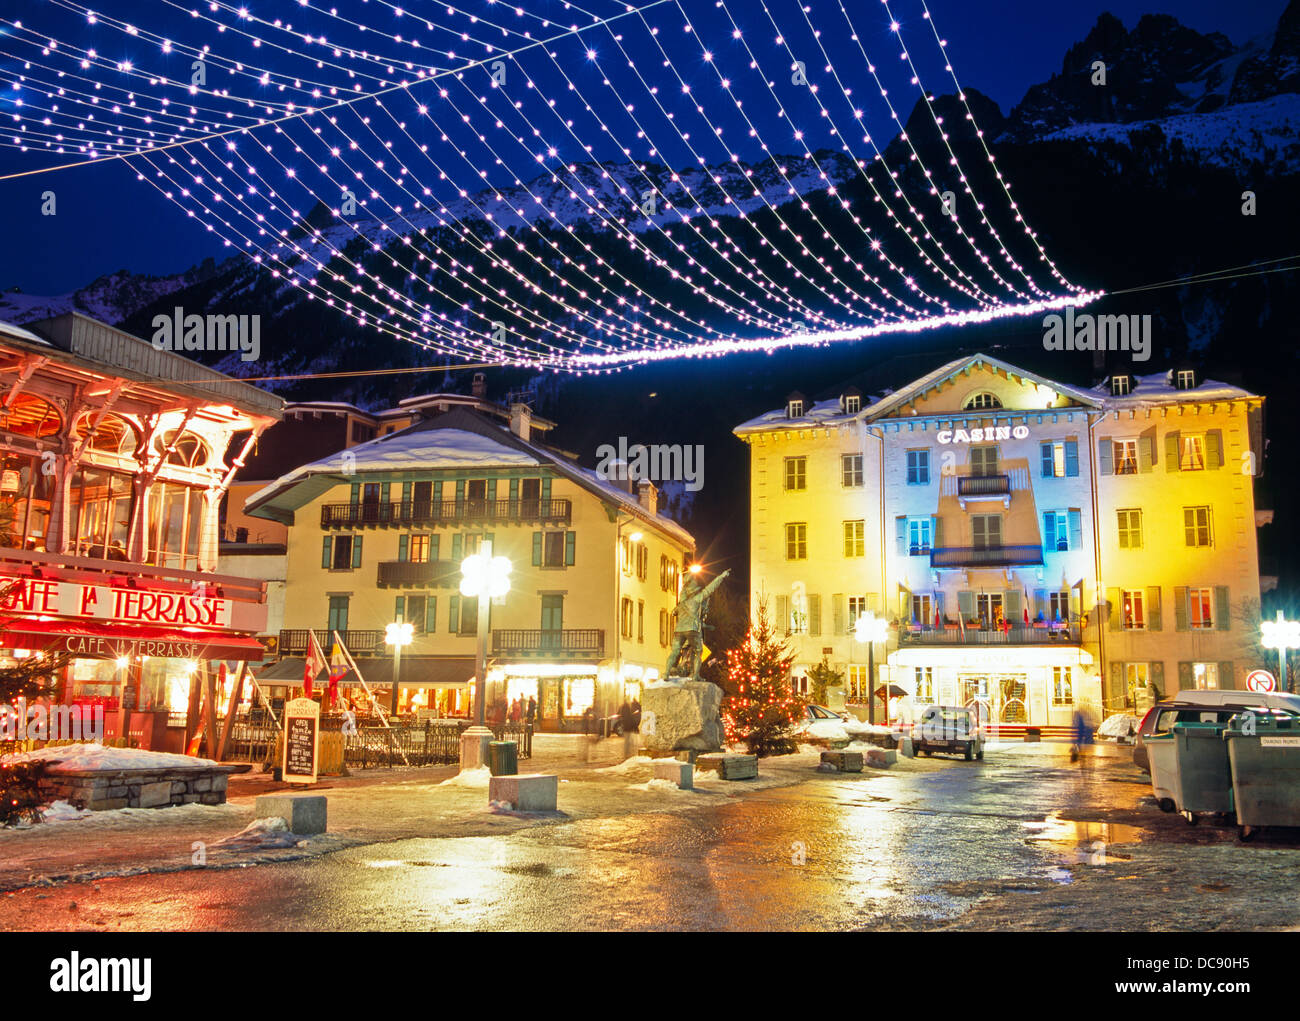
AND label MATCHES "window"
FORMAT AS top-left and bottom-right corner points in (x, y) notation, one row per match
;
(976, 593), (1004, 626)
(327, 596), (349, 633)
(458, 596), (480, 634)
(963, 392), (1002, 410)
(847, 665), (870, 702)
(1040, 440), (1079, 478)
(350, 421), (375, 444)
(785, 522), (808, 560)
(1052, 667), (1073, 706)
(843, 520), (865, 557)
(536, 530), (575, 568)
(620, 597), (635, 639)
(1189, 588), (1214, 629)
(621, 537), (635, 576)
(636, 544), (649, 581)
(908, 517), (932, 555)
(841, 453), (864, 488)
(914, 666), (934, 703)
(403, 594), (433, 635)
(637, 600), (645, 643)
(1122, 589), (1145, 630)
(659, 555), (681, 594)
(906, 449), (930, 485)
(1184, 507), (1212, 548)
(784, 457), (807, 491)
(68, 467), (135, 561)
(787, 398), (804, 418)
(911, 594), (933, 626)
(324, 534), (359, 571)
(658, 608), (669, 646)
(408, 534), (431, 563)
(1180, 434), (1206, 471)
(1110, 375), (1131, 396)
(1044, 511), (1069, 552)
(1192, 662), (1219, 690)
(1114, 440), (1139, 475)
(1175, 369), (1196, 391)
(1117, 509), (1142, 549)
(844, 394), (861, 414)
(1049, 590), (1070, 623)
(970, 445), (999, 477)
(158, 430), (208, 468)
(1125, 663), (1149, 700)
(972, 514), (1001, 549)
(847, 596), (868, 627)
